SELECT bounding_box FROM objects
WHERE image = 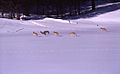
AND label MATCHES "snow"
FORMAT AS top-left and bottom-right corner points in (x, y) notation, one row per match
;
(87, 9), (120, 22)
(43, 18), (69, 23)
(94, 2), (120, 8)
(0, 9), (120, 74)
